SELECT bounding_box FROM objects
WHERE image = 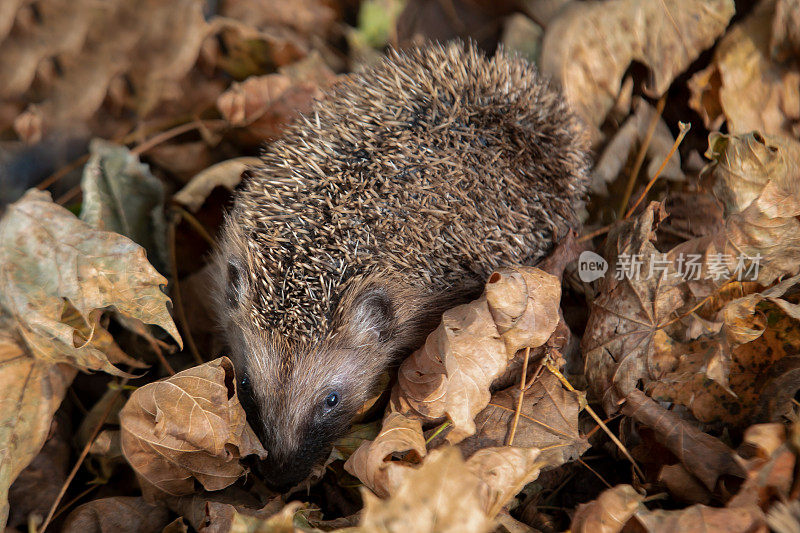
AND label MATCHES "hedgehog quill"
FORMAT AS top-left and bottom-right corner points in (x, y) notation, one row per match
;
(212, 42), (589, 492)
